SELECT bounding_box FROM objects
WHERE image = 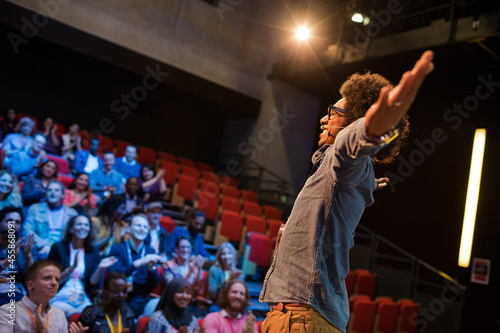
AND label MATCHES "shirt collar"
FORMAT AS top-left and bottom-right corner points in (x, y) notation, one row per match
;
(122, 157), (136, 166)
(22, 295), (52, 312)
(220, 309), (242, 319)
